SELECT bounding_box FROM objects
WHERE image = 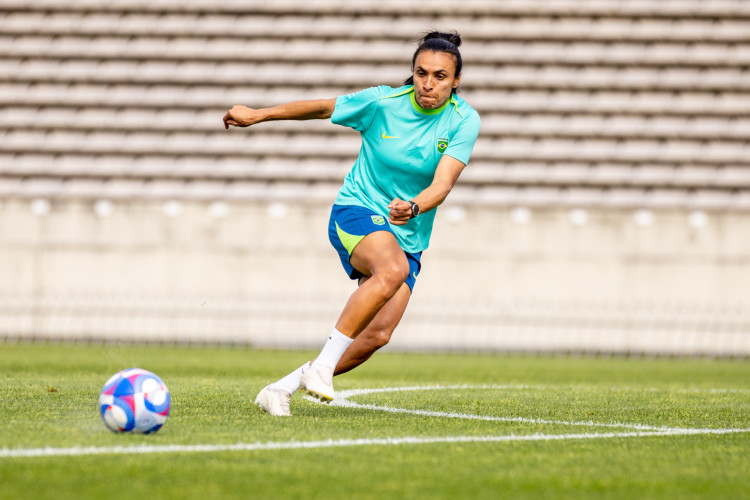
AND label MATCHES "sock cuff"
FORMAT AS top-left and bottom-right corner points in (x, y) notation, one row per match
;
(313, 328), (354, 370)
(331, 328), (354, 345)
